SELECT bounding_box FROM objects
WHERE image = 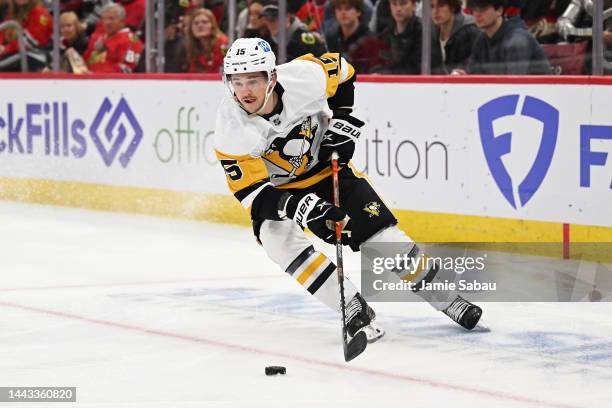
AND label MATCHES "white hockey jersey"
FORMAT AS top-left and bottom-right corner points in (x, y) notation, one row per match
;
(214, 53), (355, 215)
